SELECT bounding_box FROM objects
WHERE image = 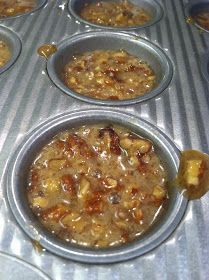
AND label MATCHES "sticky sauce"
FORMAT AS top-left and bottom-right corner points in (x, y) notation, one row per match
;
(174, 150), (209, 199)
(37, 44), (57, 59)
